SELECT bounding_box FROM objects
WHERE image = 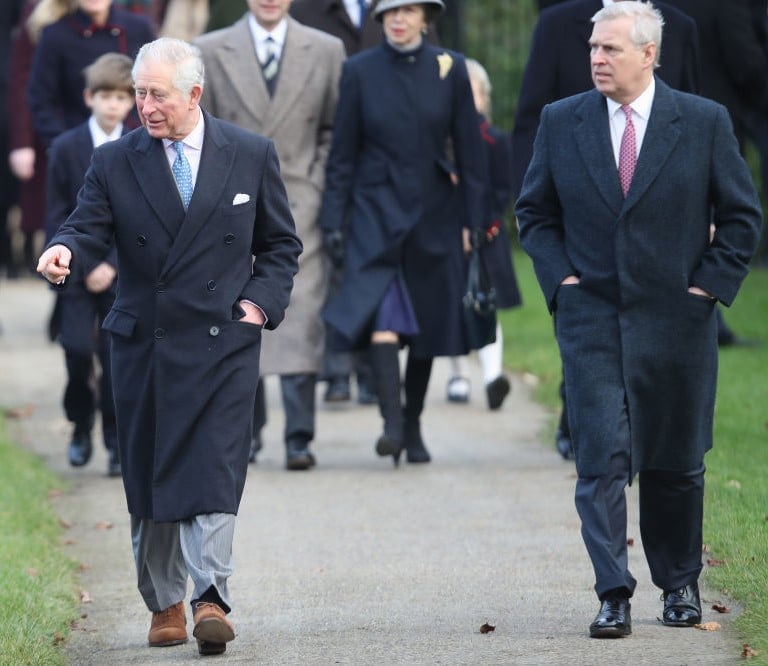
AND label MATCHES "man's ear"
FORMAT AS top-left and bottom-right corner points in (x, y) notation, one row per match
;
(189, 83), (203, 109)
(643, 42), (657, 70)
(83, 88), (94, 110)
